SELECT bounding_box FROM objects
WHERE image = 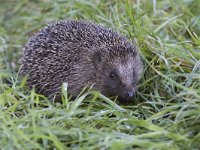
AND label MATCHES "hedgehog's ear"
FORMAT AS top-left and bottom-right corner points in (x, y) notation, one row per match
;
(93, 51), (102, 66)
